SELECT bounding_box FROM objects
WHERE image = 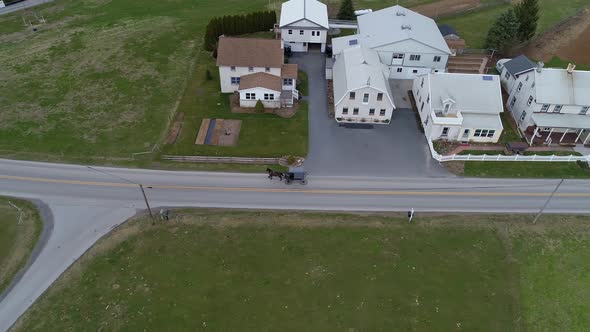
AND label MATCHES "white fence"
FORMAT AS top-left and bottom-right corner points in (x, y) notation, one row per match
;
(427, 140), (590, 163)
